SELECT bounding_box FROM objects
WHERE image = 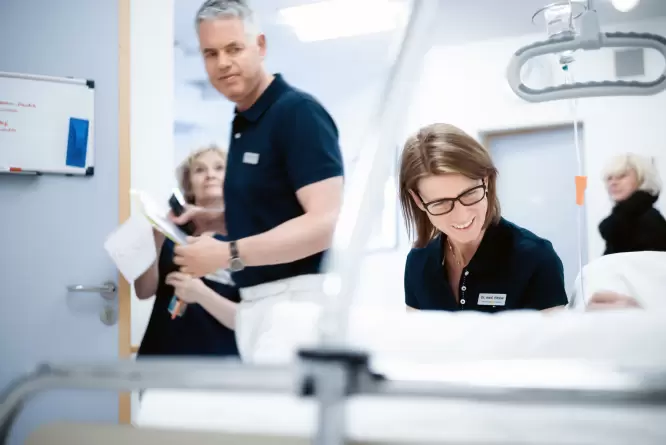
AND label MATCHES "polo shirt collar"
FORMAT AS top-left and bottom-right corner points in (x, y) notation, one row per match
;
(432, 218), (512, 274)
(236, 73), (289, 122)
